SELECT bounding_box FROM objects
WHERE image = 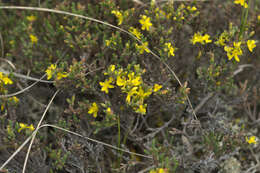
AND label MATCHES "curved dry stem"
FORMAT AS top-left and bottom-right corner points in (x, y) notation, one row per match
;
(40, 124), (153, 159)
(0, 73), (48, 98)
(0, 6), (198, 120)
(0, 32), (4, 58)
(0, 121), (152, 172)
(0, 68), (53, 83)
(0, 131), (34, 171)
(22, 90), (59, 173)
